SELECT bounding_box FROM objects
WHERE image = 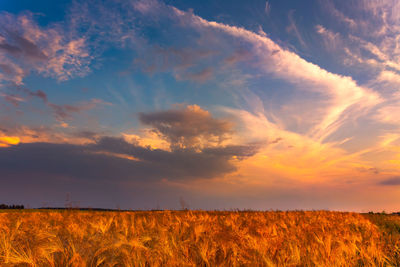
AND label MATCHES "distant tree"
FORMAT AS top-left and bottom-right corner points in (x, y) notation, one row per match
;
(0, 204), (24, 209)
